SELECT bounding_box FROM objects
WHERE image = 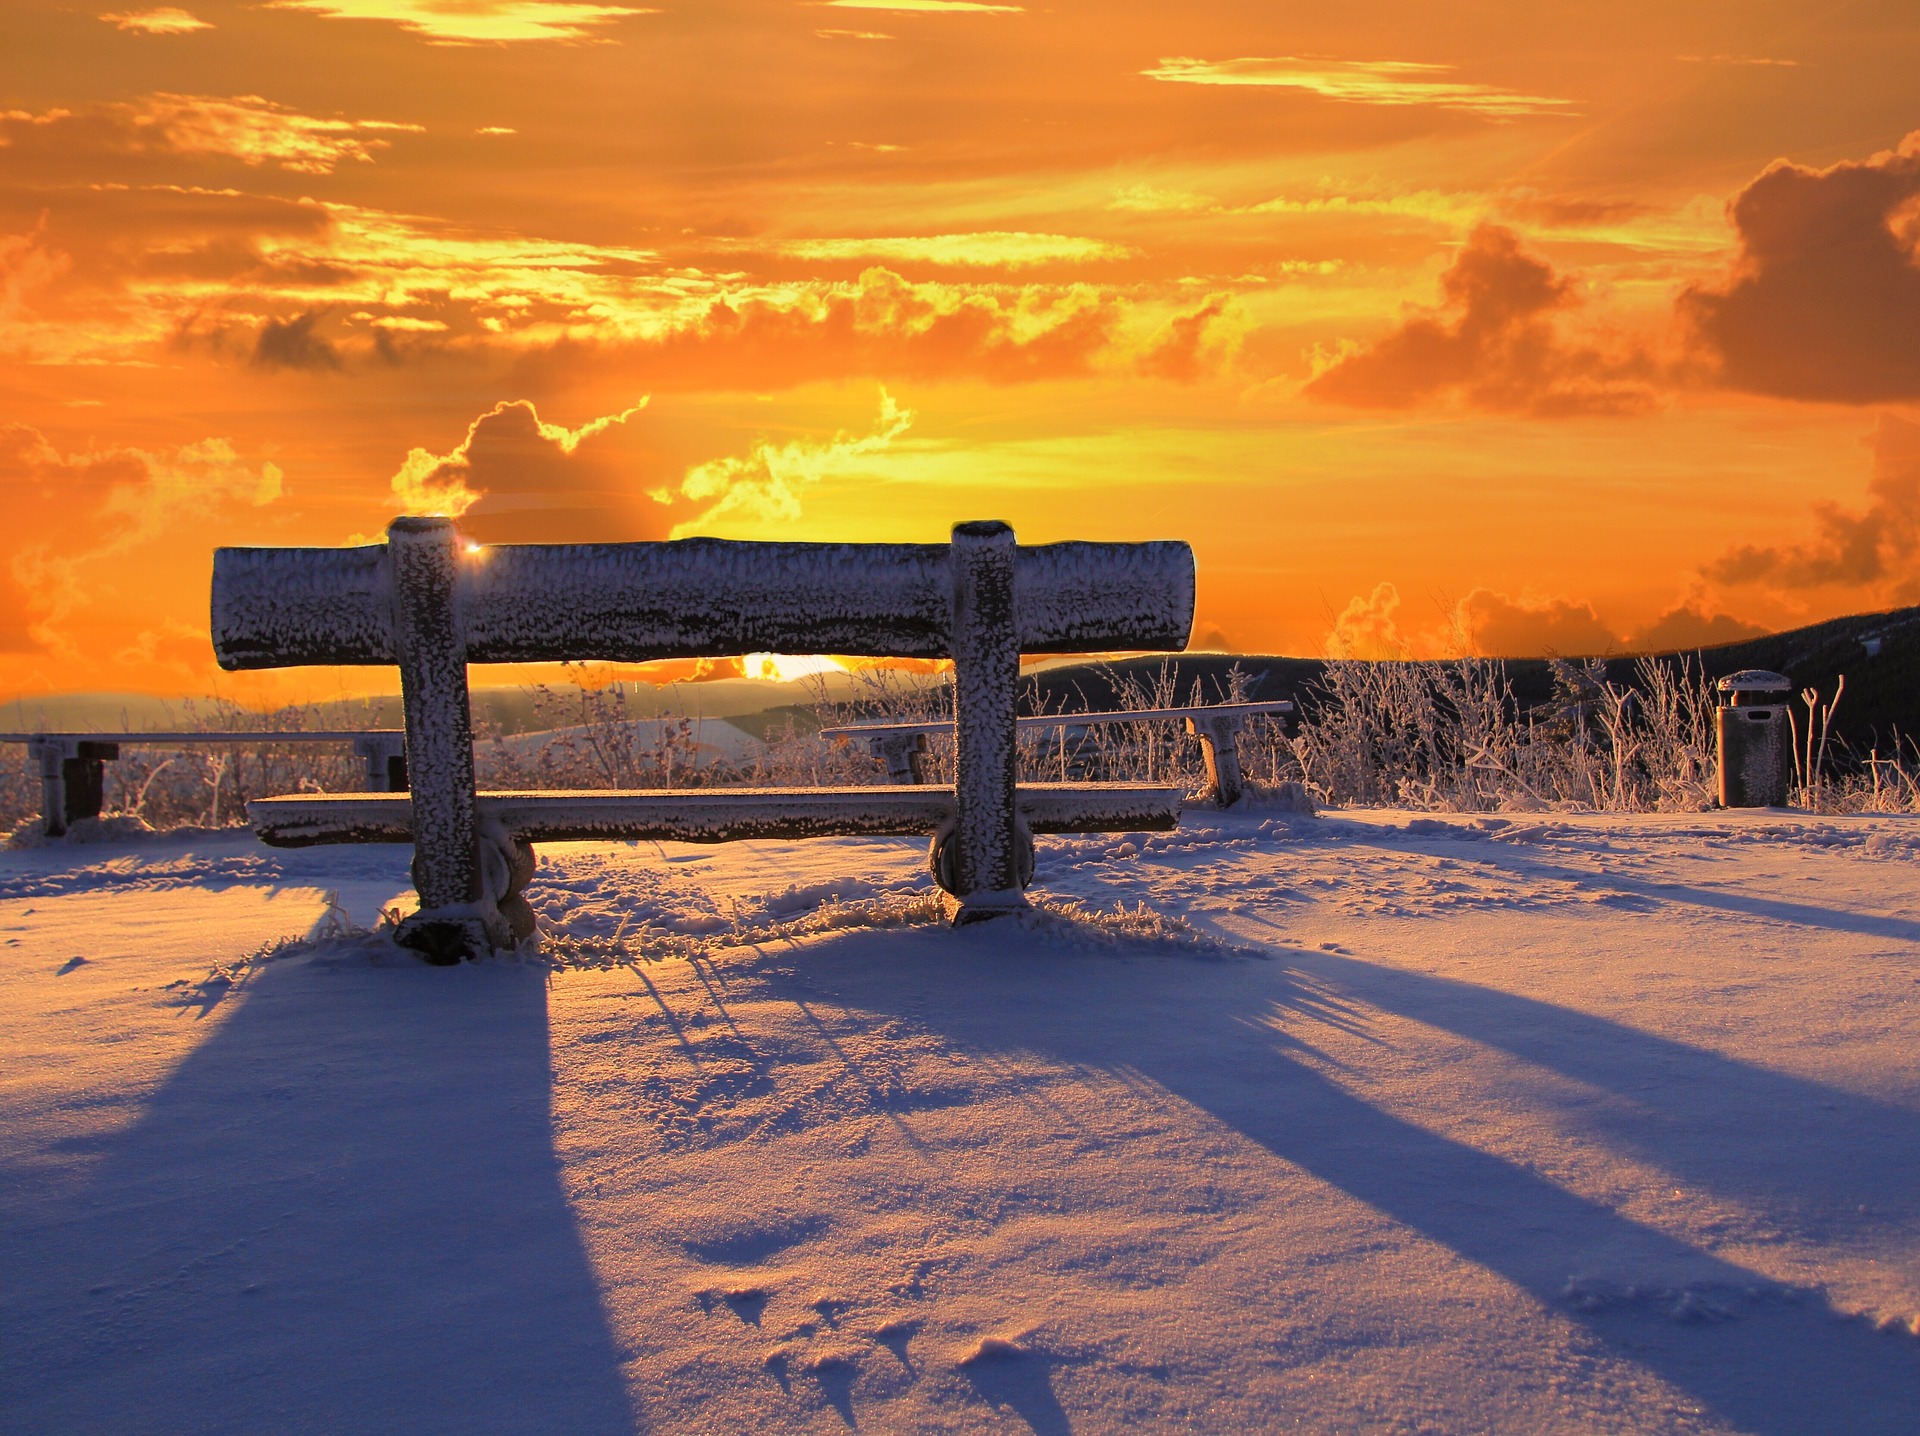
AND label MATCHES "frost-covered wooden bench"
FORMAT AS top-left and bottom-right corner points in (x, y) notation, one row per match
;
(0, 730), (406, 838)
(820, 699), (1294, 808)
(212, 517), (1195, 962)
